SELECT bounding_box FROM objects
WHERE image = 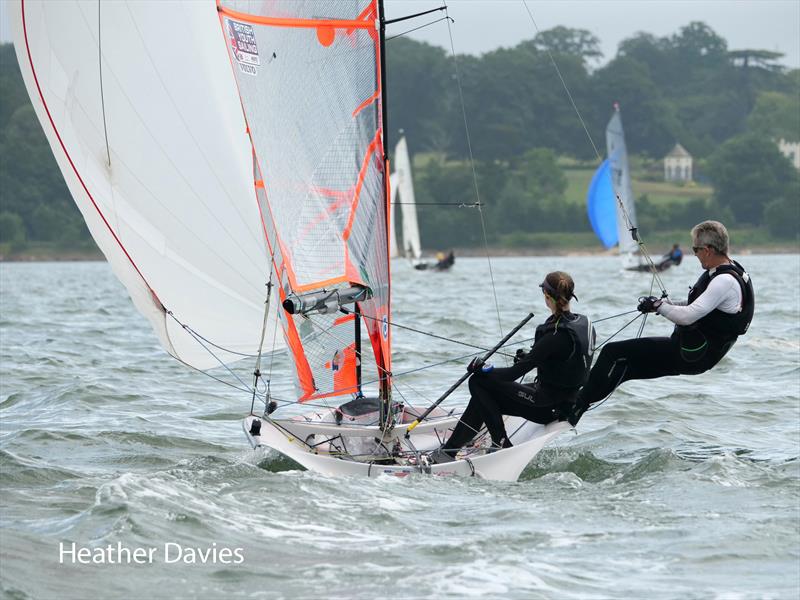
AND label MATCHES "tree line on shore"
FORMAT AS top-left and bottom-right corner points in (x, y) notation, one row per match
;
(0, 21), (798, 253)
